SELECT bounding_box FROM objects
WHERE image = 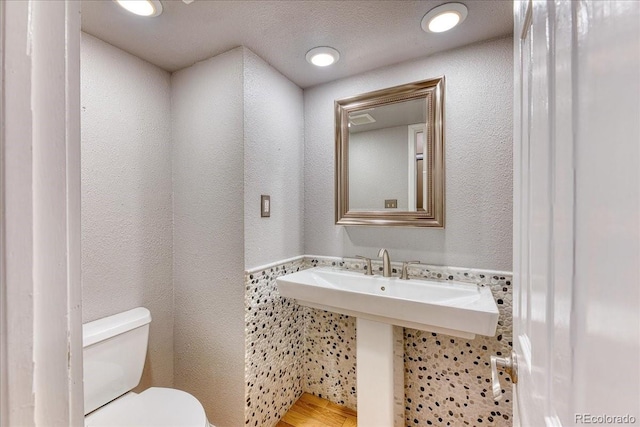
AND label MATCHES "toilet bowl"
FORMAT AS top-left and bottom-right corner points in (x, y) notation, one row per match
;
(83, 307), (211, 427)
(84, 388), (208, 427)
